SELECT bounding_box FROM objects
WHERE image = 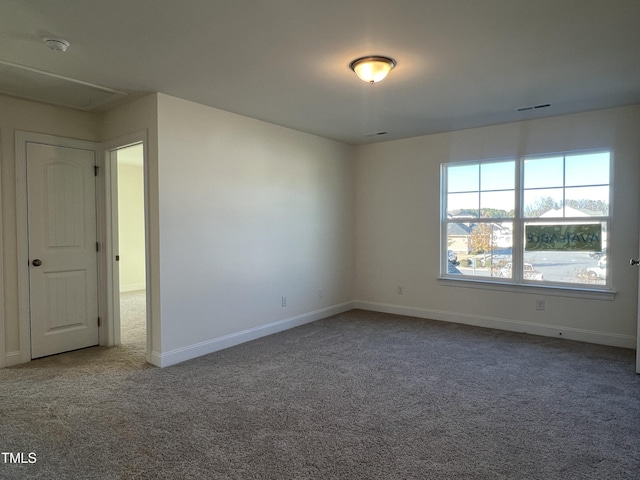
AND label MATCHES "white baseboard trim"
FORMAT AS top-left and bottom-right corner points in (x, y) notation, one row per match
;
(354, 300), (636, 350)
(151, 301), (355, 368)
